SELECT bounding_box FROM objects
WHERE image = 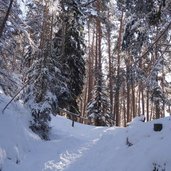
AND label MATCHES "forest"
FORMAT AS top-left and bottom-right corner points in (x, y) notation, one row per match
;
(0, 0), (171, 140)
